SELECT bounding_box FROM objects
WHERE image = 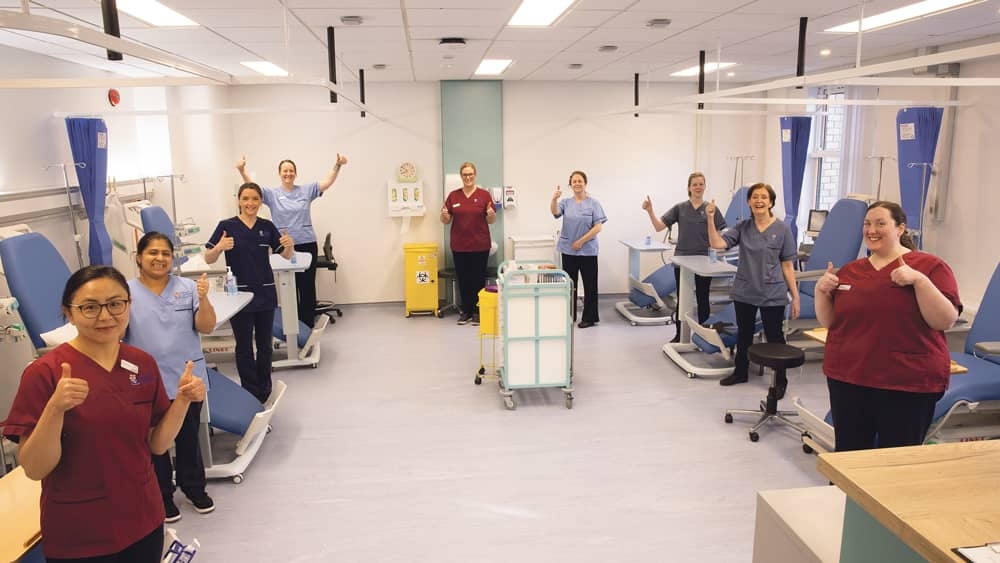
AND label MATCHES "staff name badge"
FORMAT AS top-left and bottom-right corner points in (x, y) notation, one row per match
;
(120, 359), (139, 373)
(837, 284), (852, 291)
